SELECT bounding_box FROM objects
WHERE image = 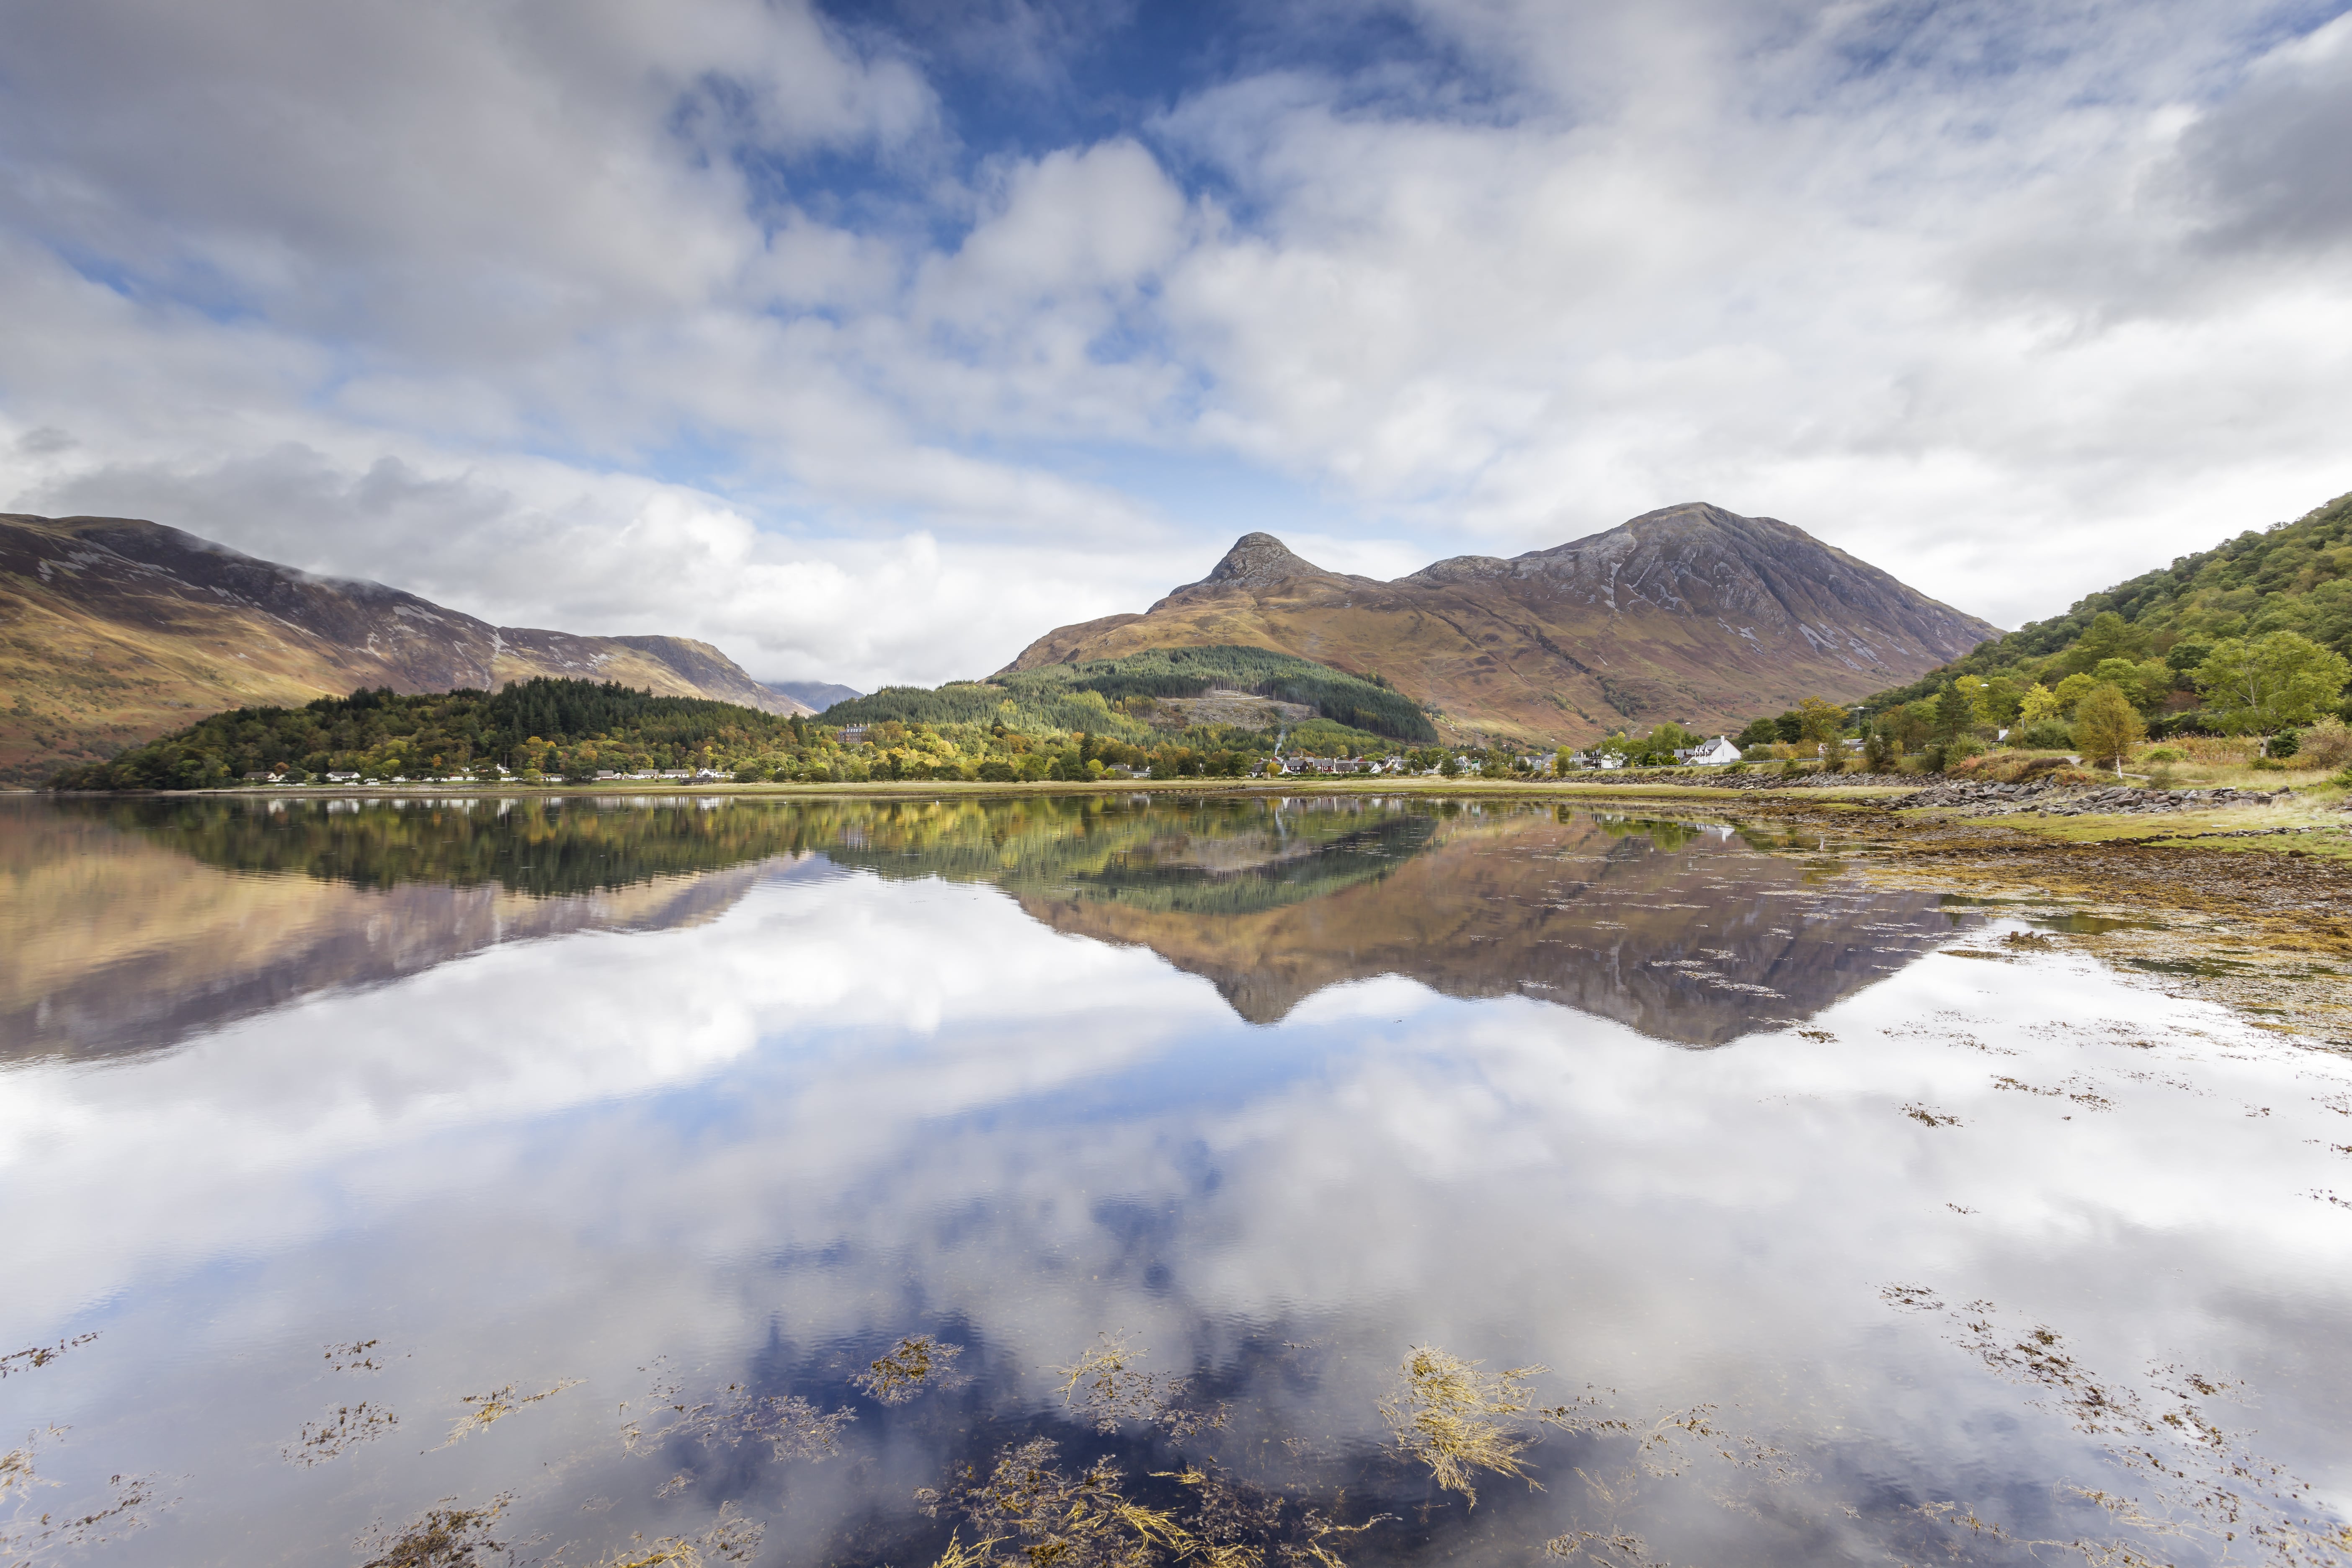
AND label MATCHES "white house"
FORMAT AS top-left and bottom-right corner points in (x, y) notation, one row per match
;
(1676, 736), (1744, 766)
